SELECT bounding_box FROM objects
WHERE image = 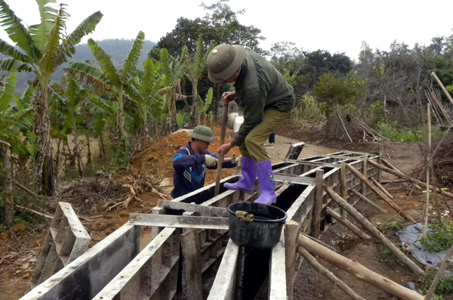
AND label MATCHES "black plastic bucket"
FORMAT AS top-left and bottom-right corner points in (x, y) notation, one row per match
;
(227, 202), (287, 249)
